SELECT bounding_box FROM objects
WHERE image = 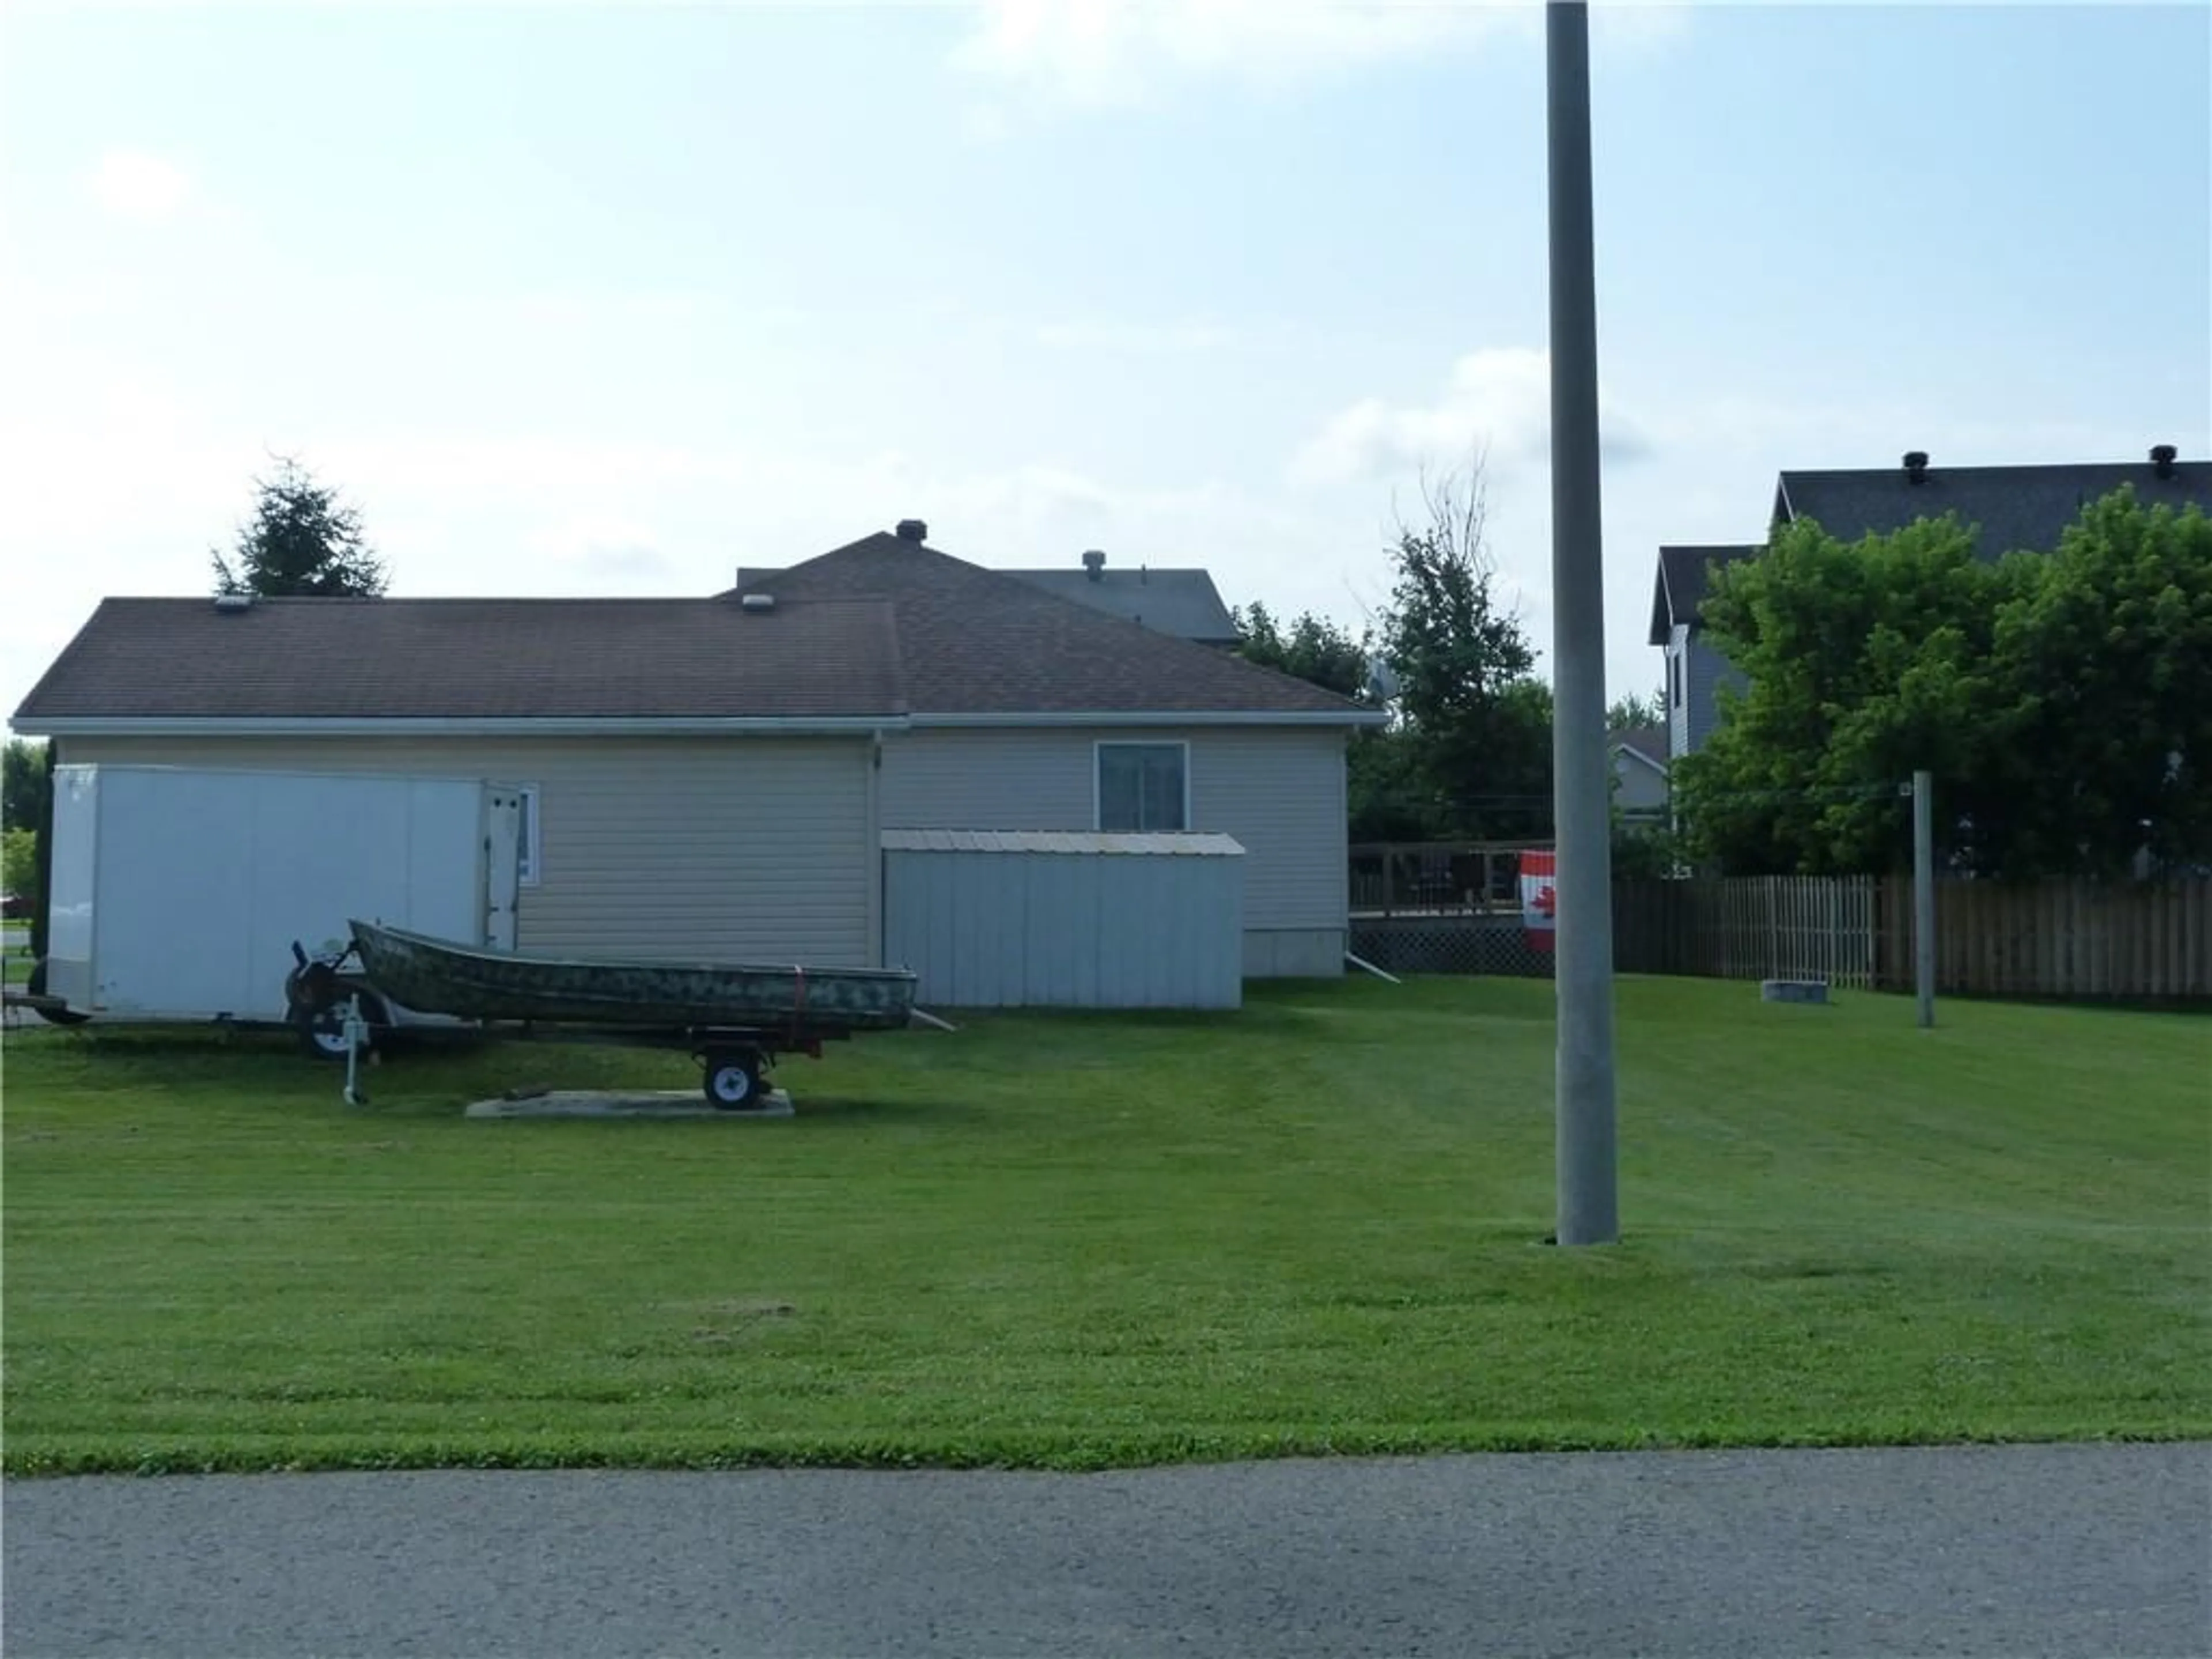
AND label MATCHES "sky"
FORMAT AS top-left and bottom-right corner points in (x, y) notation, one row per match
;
(2, 1), (2207, 721)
